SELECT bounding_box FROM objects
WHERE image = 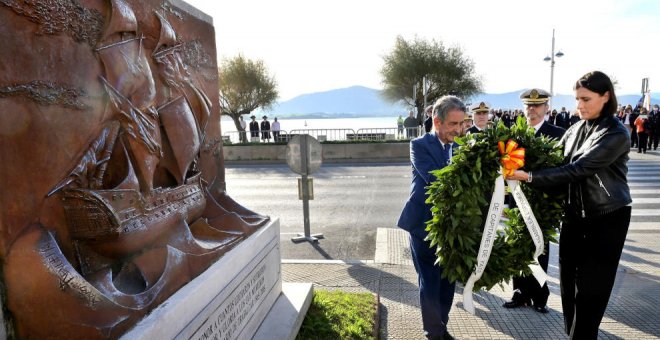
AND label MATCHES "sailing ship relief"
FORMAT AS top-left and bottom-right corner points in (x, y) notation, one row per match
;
(0, 0), (273, 337)
(44, 0), (267, 284)
(47, 2), (207, 260)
